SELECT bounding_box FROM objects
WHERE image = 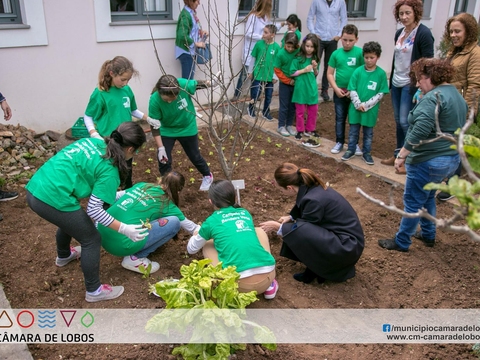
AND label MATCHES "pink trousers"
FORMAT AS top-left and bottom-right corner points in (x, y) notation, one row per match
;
(295, 103), (318, 132)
